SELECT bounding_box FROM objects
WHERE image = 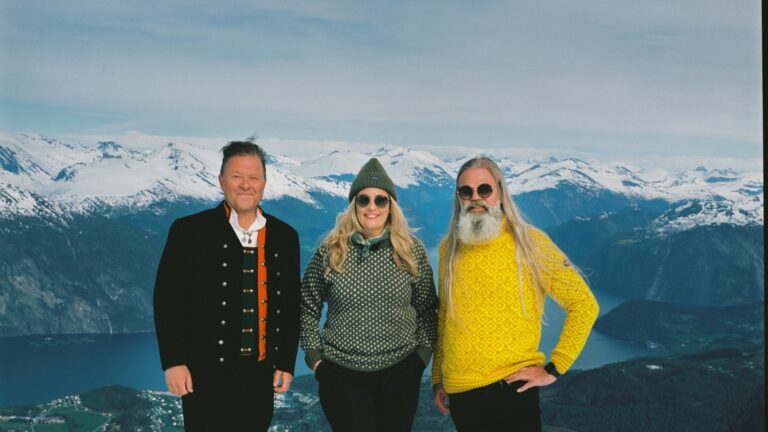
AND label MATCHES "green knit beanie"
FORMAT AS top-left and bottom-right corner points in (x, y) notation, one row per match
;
(348, 158), (398, 202)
